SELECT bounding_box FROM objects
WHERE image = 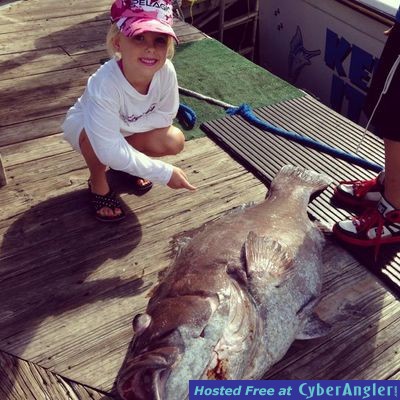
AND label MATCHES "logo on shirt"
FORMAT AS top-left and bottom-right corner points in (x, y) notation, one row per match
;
(120, 103), (156, 124)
